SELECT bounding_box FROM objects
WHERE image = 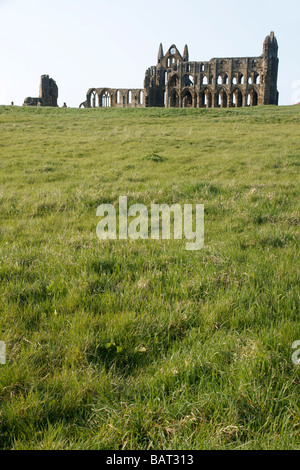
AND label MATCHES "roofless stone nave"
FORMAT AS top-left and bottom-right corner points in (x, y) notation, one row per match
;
(80, 32), (279, 109)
